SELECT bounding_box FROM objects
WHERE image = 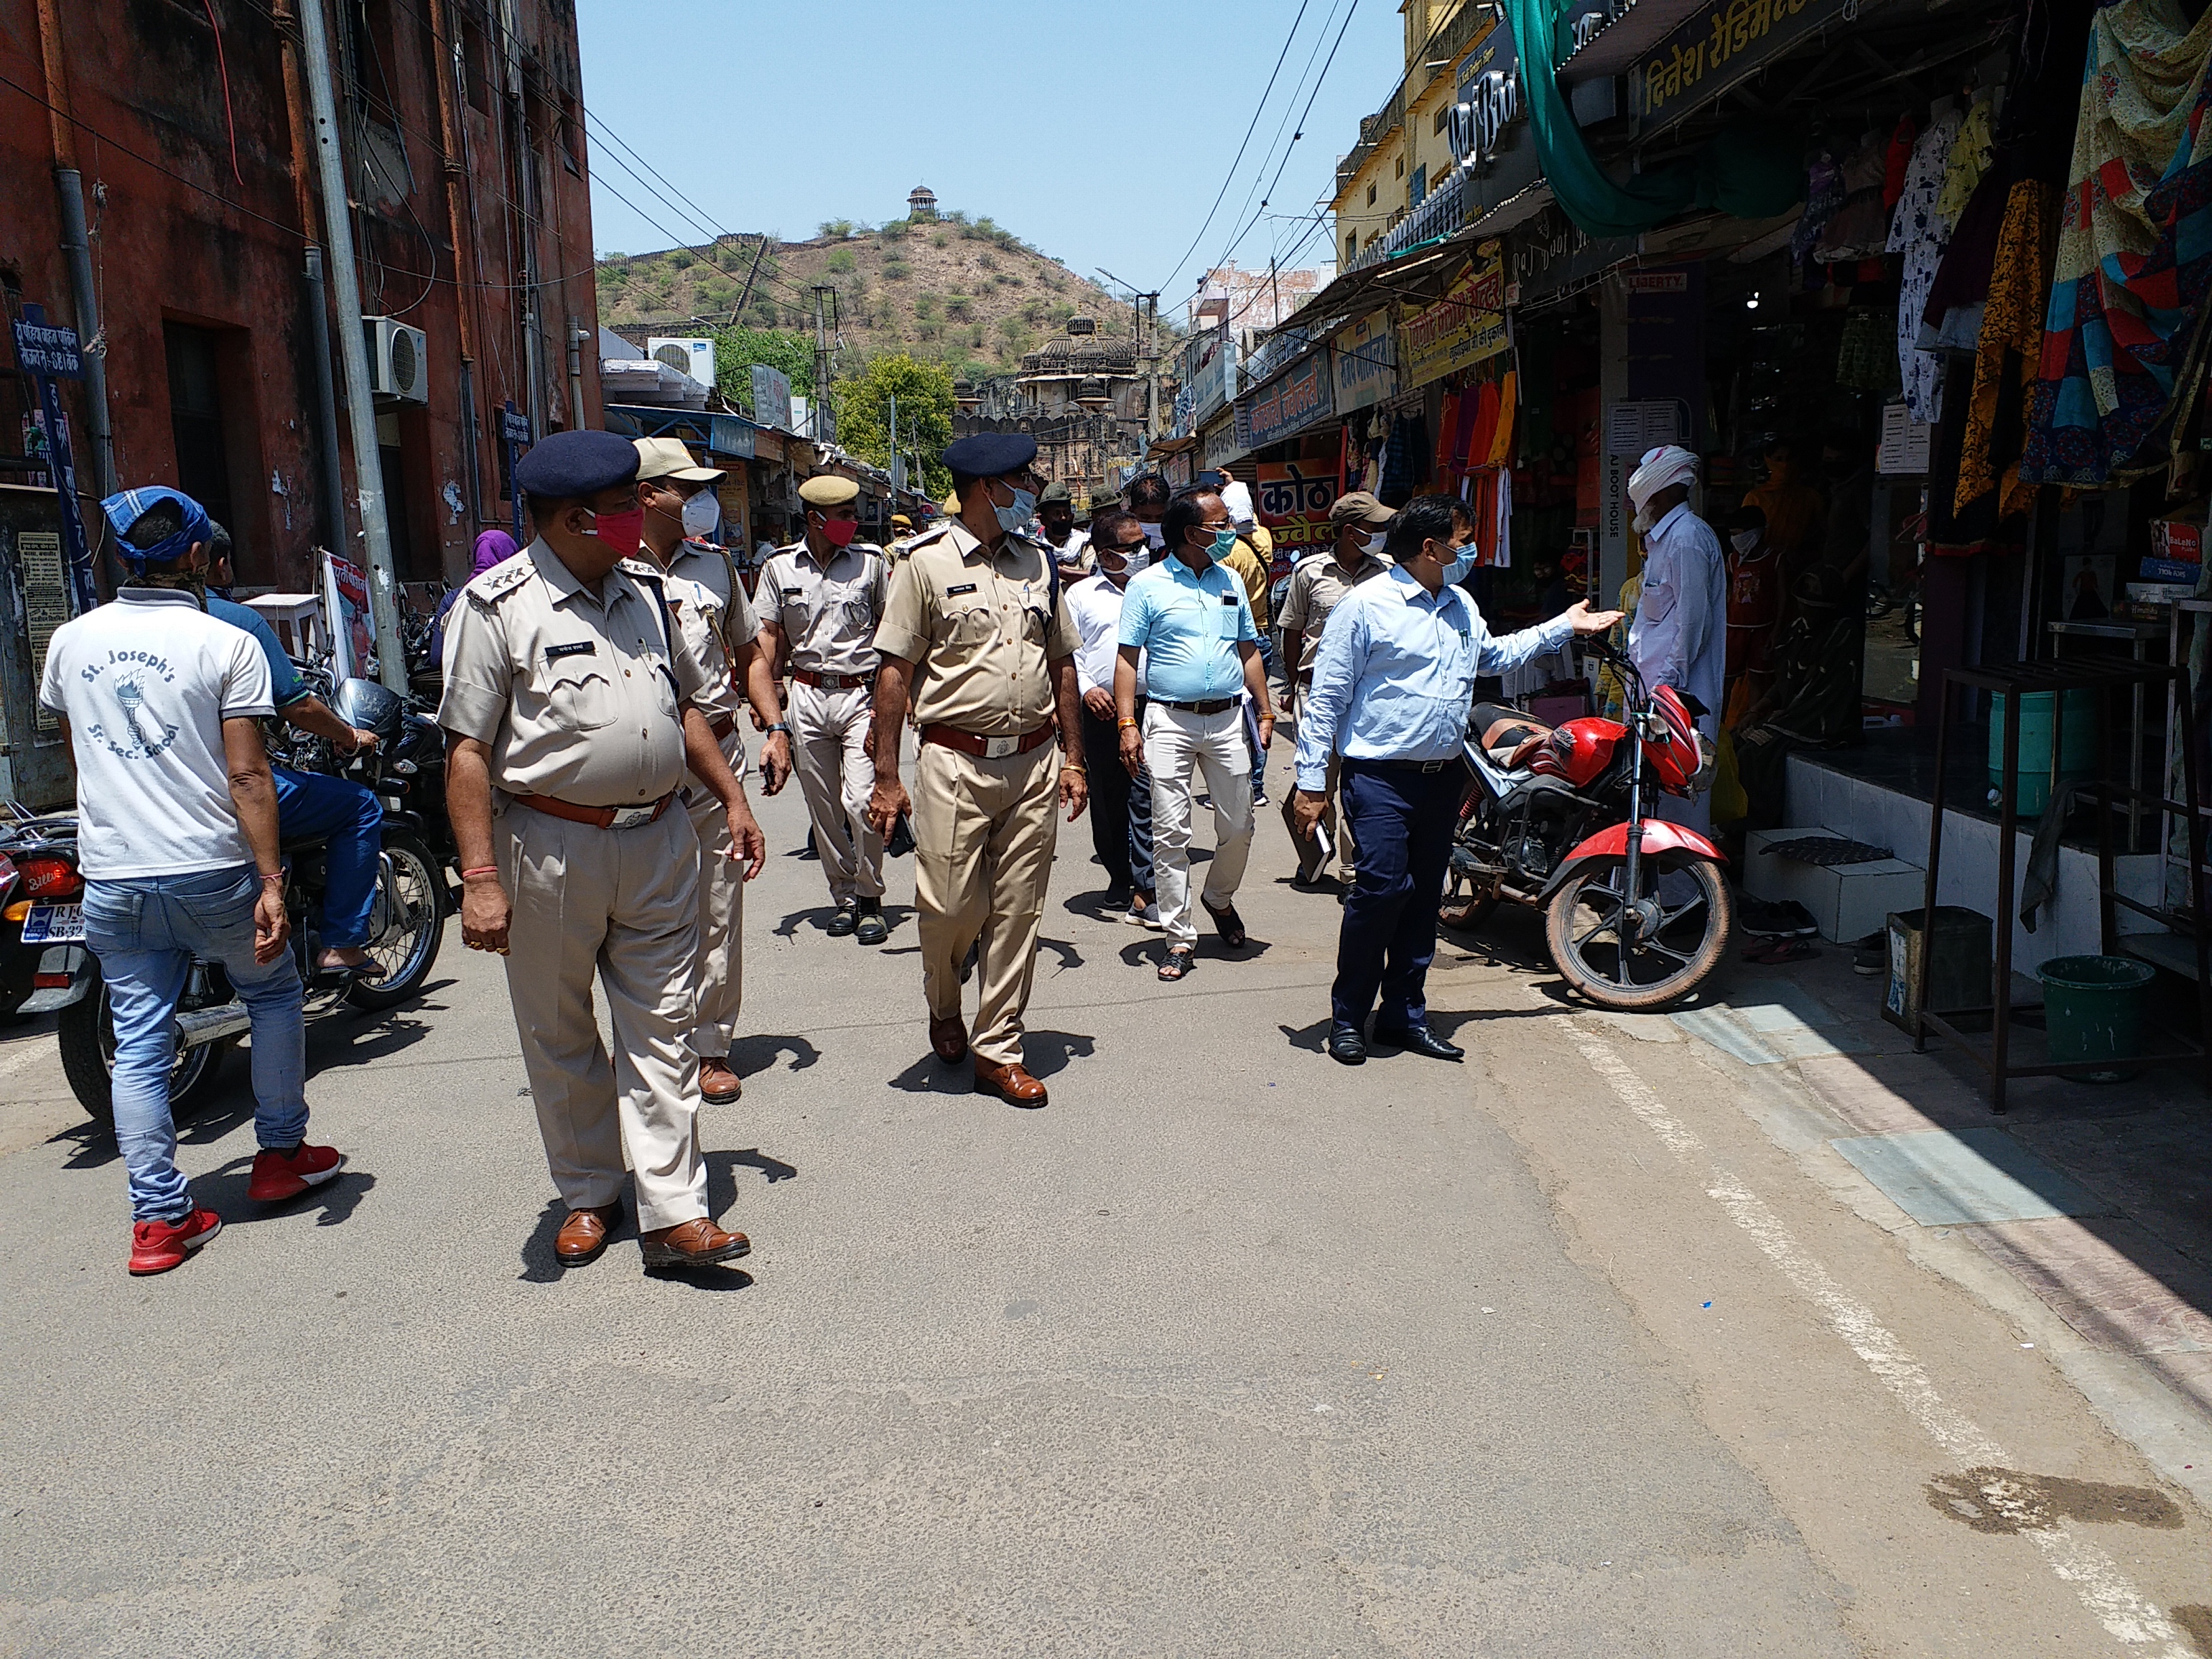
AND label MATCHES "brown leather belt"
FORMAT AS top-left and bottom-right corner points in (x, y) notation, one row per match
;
(792, 668), (871, 691)
(514, 791), (676, 830)
(920, 721), (1056, 760)
(1155, 697), (1238, 715)
(707, 712), (738, 740)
